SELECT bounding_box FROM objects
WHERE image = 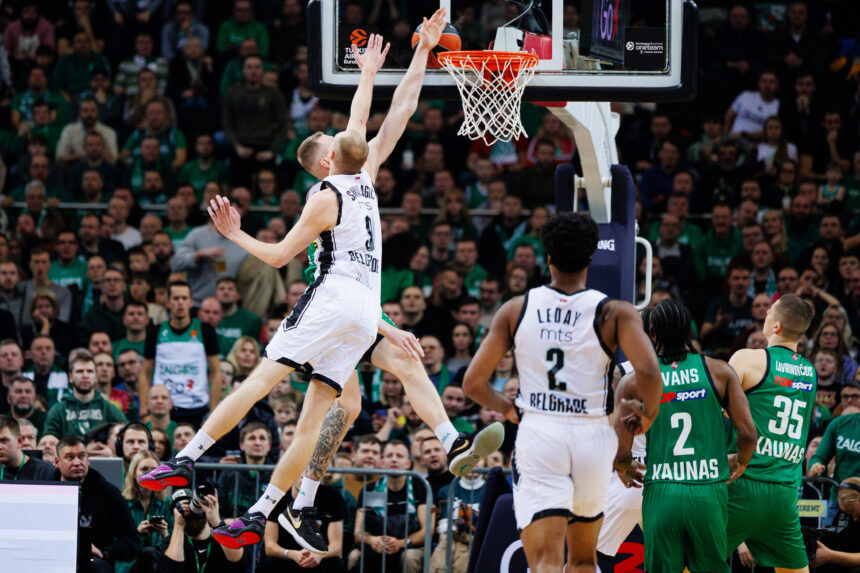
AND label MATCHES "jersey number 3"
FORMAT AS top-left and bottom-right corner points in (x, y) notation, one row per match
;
(364, 216), (375, 251)
(545, 348), (566, 391)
